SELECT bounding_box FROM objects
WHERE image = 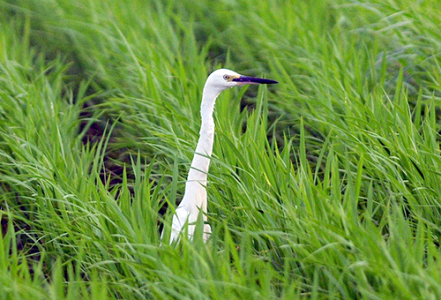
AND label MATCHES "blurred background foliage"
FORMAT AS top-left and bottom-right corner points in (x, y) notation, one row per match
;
(1, 0), (441, 299)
